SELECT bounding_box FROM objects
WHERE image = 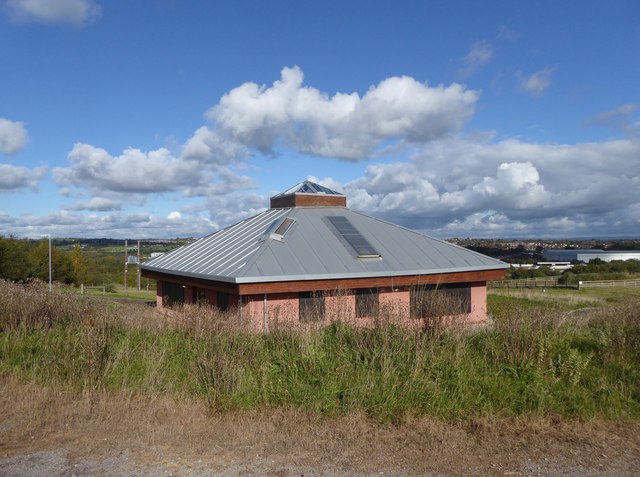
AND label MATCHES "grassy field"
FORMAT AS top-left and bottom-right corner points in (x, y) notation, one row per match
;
(488, 286), (640, 311)
(79, 284), (156, 302)
(1, 280), (639, 424)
